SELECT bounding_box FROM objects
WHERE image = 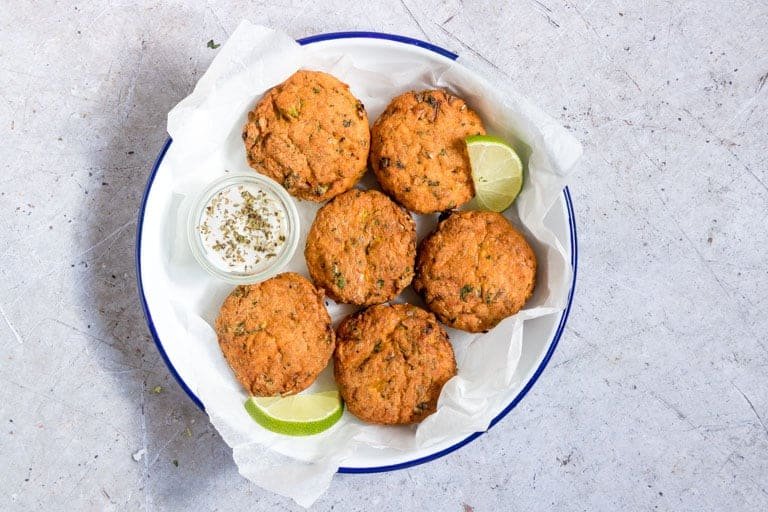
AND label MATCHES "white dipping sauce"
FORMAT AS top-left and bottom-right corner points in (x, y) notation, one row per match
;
(197, 183), (288, 274)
